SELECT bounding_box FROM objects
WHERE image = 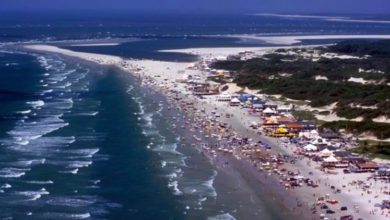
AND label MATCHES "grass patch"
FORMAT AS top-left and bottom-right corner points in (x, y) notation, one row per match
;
(321, 120), (390, 139)
(351, 141), (390, 160)
(292, 110), (316, 121)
